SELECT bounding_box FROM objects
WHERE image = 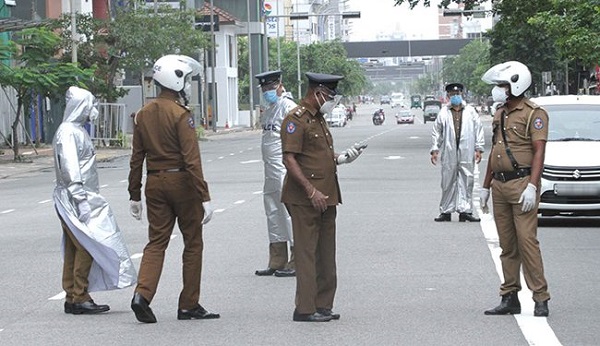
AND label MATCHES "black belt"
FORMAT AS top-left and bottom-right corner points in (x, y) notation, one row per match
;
(493, 168), (531, 182)
(147, 168), (185, 175)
